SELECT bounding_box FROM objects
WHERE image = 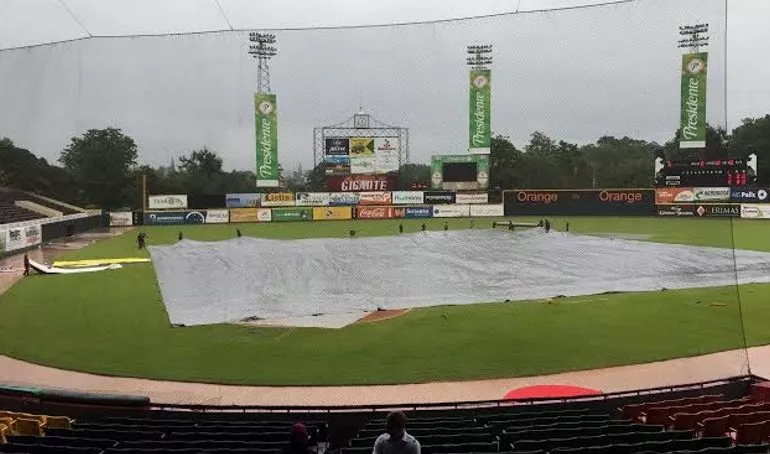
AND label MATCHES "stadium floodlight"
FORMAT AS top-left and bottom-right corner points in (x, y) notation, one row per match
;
(678, 23), (709, 52)
(467, 44), (493, 70)
(248, 32), (278, 93)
